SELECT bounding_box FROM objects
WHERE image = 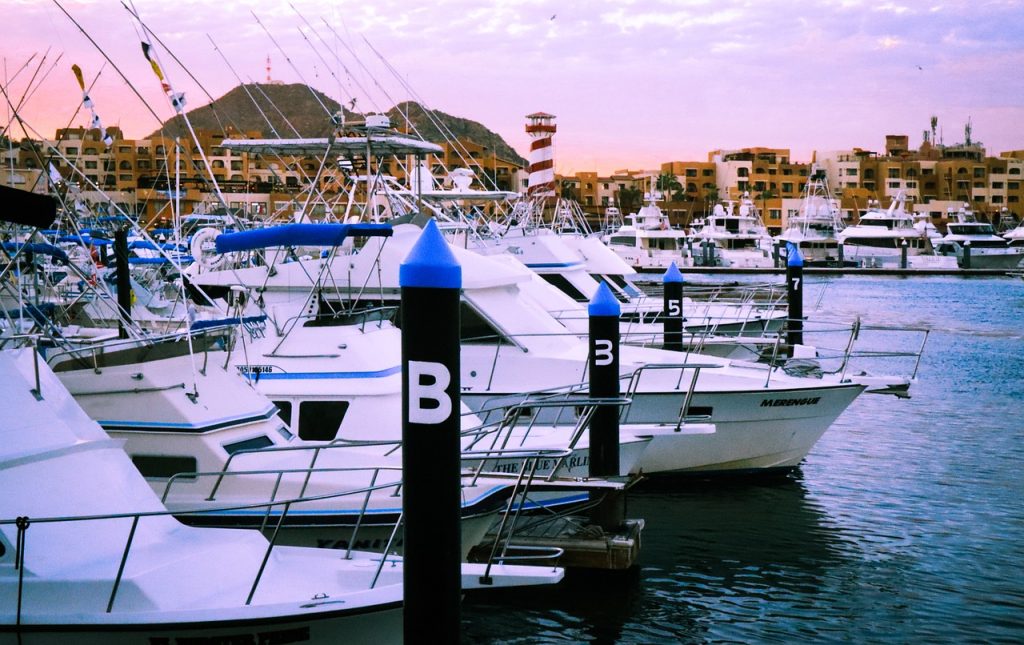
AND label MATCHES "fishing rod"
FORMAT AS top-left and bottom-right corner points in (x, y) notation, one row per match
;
(125, 0), (235, 224)
(287, 4), (369, 111)
(359, 34), (503, 193)
(119, 1), (229, 136)
(251, 9), (333, 119)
